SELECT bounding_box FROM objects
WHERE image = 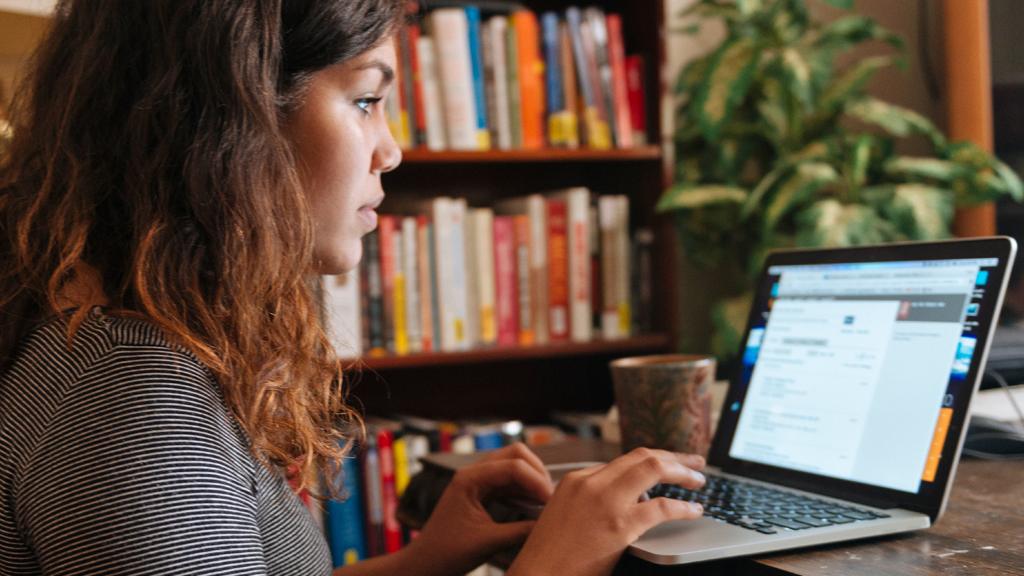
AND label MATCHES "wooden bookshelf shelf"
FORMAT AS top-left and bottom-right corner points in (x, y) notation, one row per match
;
(347, 333), (671, 370)
(399, 145), (662, 164)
